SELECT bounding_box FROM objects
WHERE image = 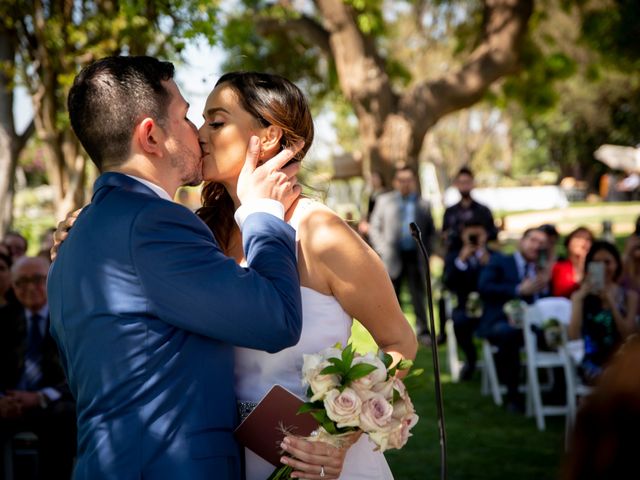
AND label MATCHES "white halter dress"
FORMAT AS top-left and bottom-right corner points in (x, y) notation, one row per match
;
(234, 199), (394, 479)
